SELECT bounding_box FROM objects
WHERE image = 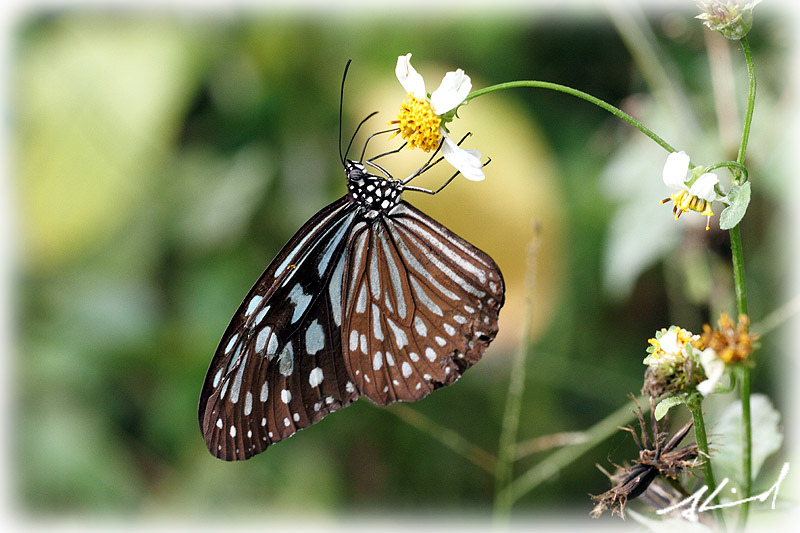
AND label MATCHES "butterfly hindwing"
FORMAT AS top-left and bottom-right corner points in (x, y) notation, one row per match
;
(341, 201), (505, 405)
(199, 197), (361, 460)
